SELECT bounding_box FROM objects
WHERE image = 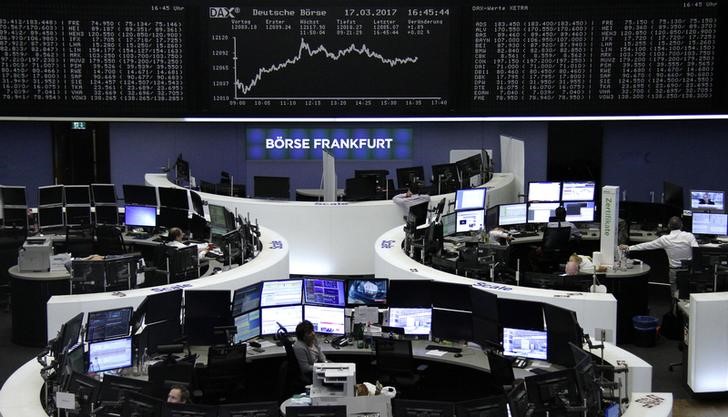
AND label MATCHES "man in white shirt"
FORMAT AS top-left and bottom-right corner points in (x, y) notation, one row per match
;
(168, 227), (210, 260)
(620, 216), (698, 296)
(392, 188), (431, 211)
